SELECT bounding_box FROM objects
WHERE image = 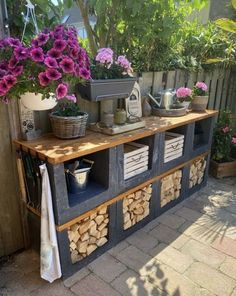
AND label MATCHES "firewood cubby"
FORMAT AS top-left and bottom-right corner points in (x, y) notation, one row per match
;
(14, 111), (217, 279)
